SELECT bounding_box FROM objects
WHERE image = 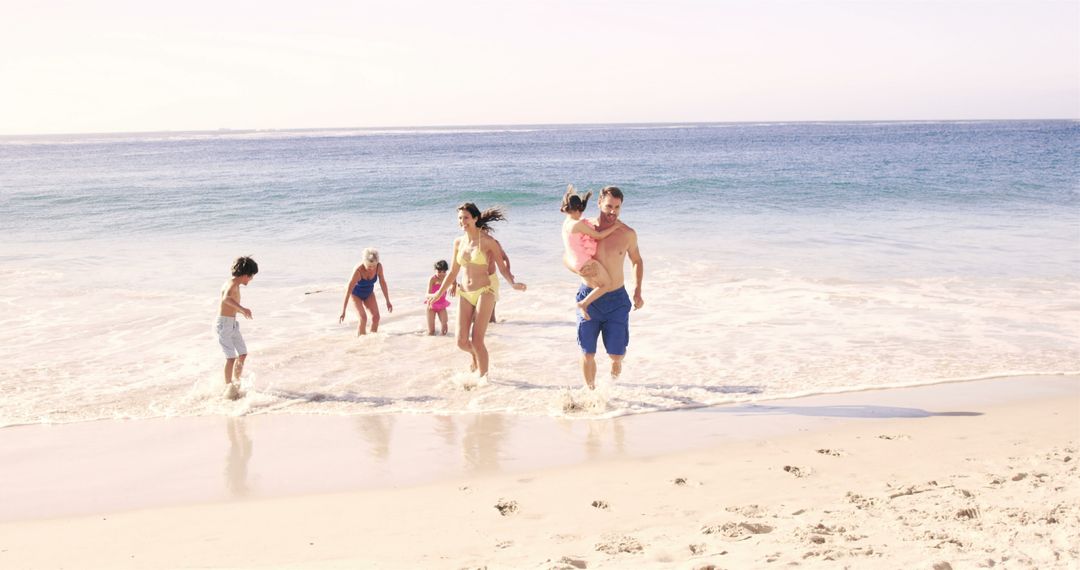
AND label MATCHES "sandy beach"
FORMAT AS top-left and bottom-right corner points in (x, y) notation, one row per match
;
(1, 375), (1077, 569)
(3, 0), (1077, 565)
